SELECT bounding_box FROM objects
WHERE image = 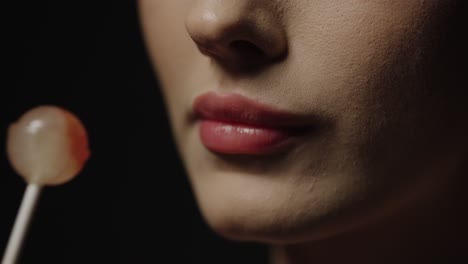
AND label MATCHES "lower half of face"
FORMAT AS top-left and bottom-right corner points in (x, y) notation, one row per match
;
(139, 0), (468, 243)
